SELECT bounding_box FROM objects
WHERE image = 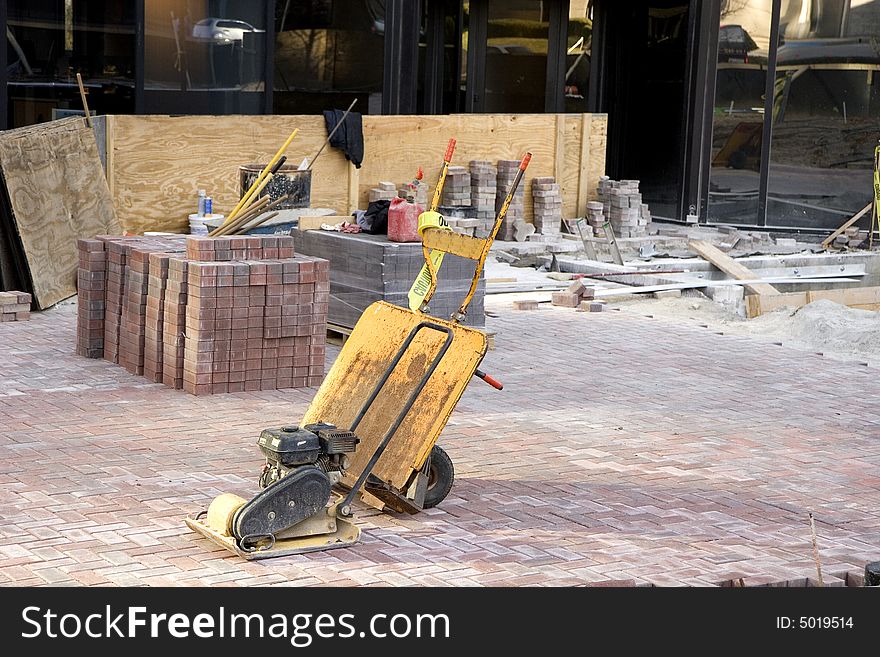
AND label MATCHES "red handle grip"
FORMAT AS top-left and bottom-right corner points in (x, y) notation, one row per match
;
(474, 369), (503, 390)
(519, 152), (532, 171)
(445, 138), (457, 163)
